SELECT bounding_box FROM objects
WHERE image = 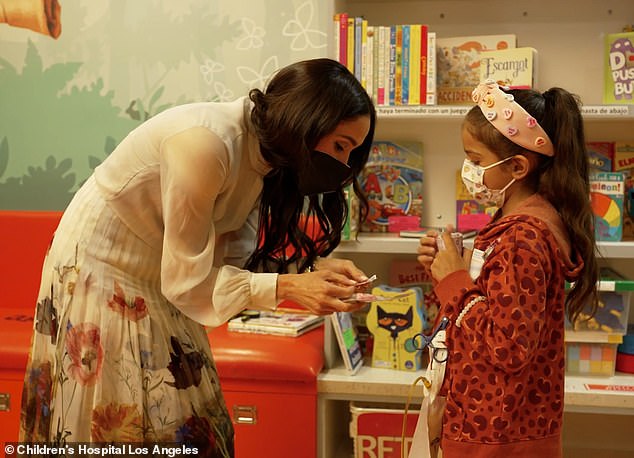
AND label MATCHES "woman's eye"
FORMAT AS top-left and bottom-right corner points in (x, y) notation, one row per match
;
(335, 142), (345, 152)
